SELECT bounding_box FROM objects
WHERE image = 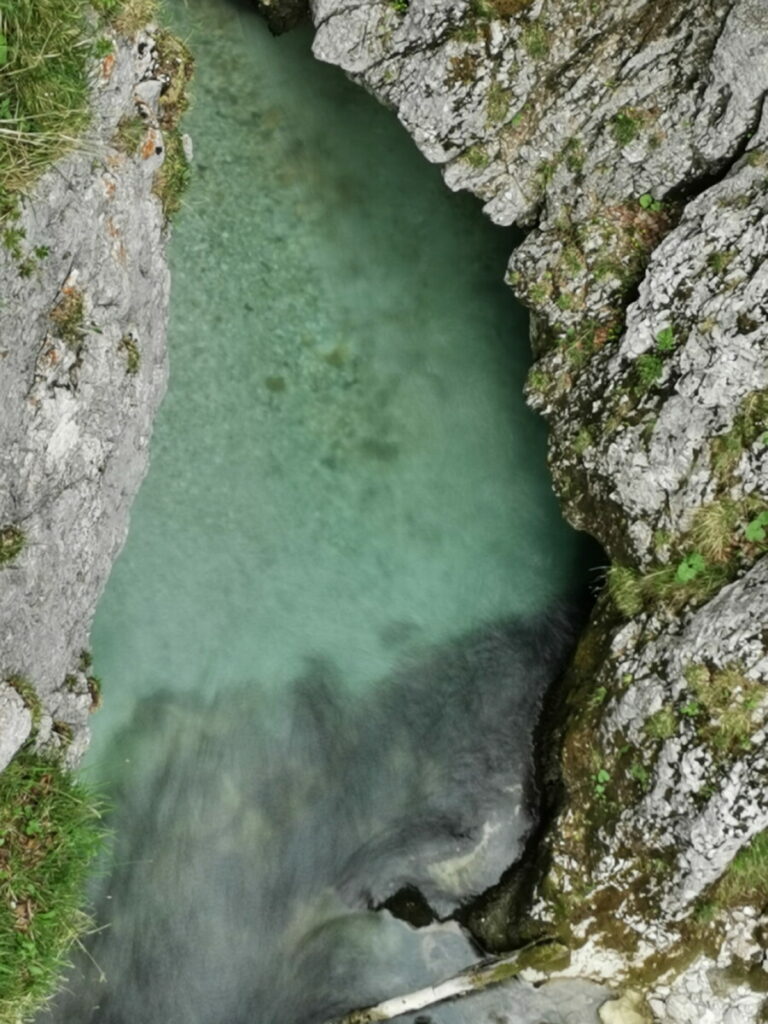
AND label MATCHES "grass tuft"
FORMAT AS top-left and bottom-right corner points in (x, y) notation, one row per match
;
(0, 0), (92, 201)
(715, 829), (768, 908)
(5, 676), (41, 731)
(0, 752), (106, 1024)
(49, 288), (85, 348)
